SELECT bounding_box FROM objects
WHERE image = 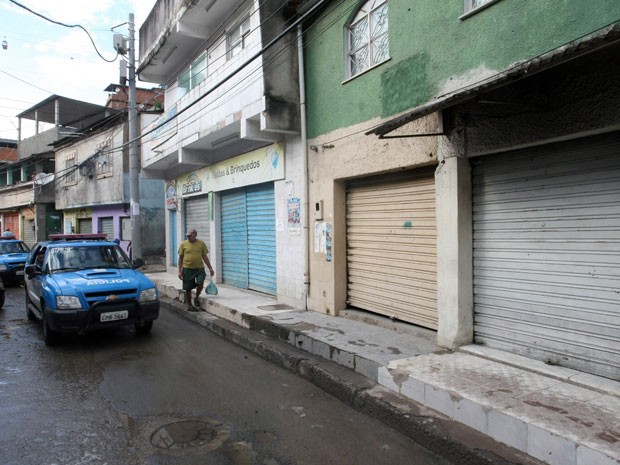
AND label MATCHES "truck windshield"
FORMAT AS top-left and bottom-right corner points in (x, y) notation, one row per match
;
(47, 245), (133, 272)
(0, 241), (29, 254)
